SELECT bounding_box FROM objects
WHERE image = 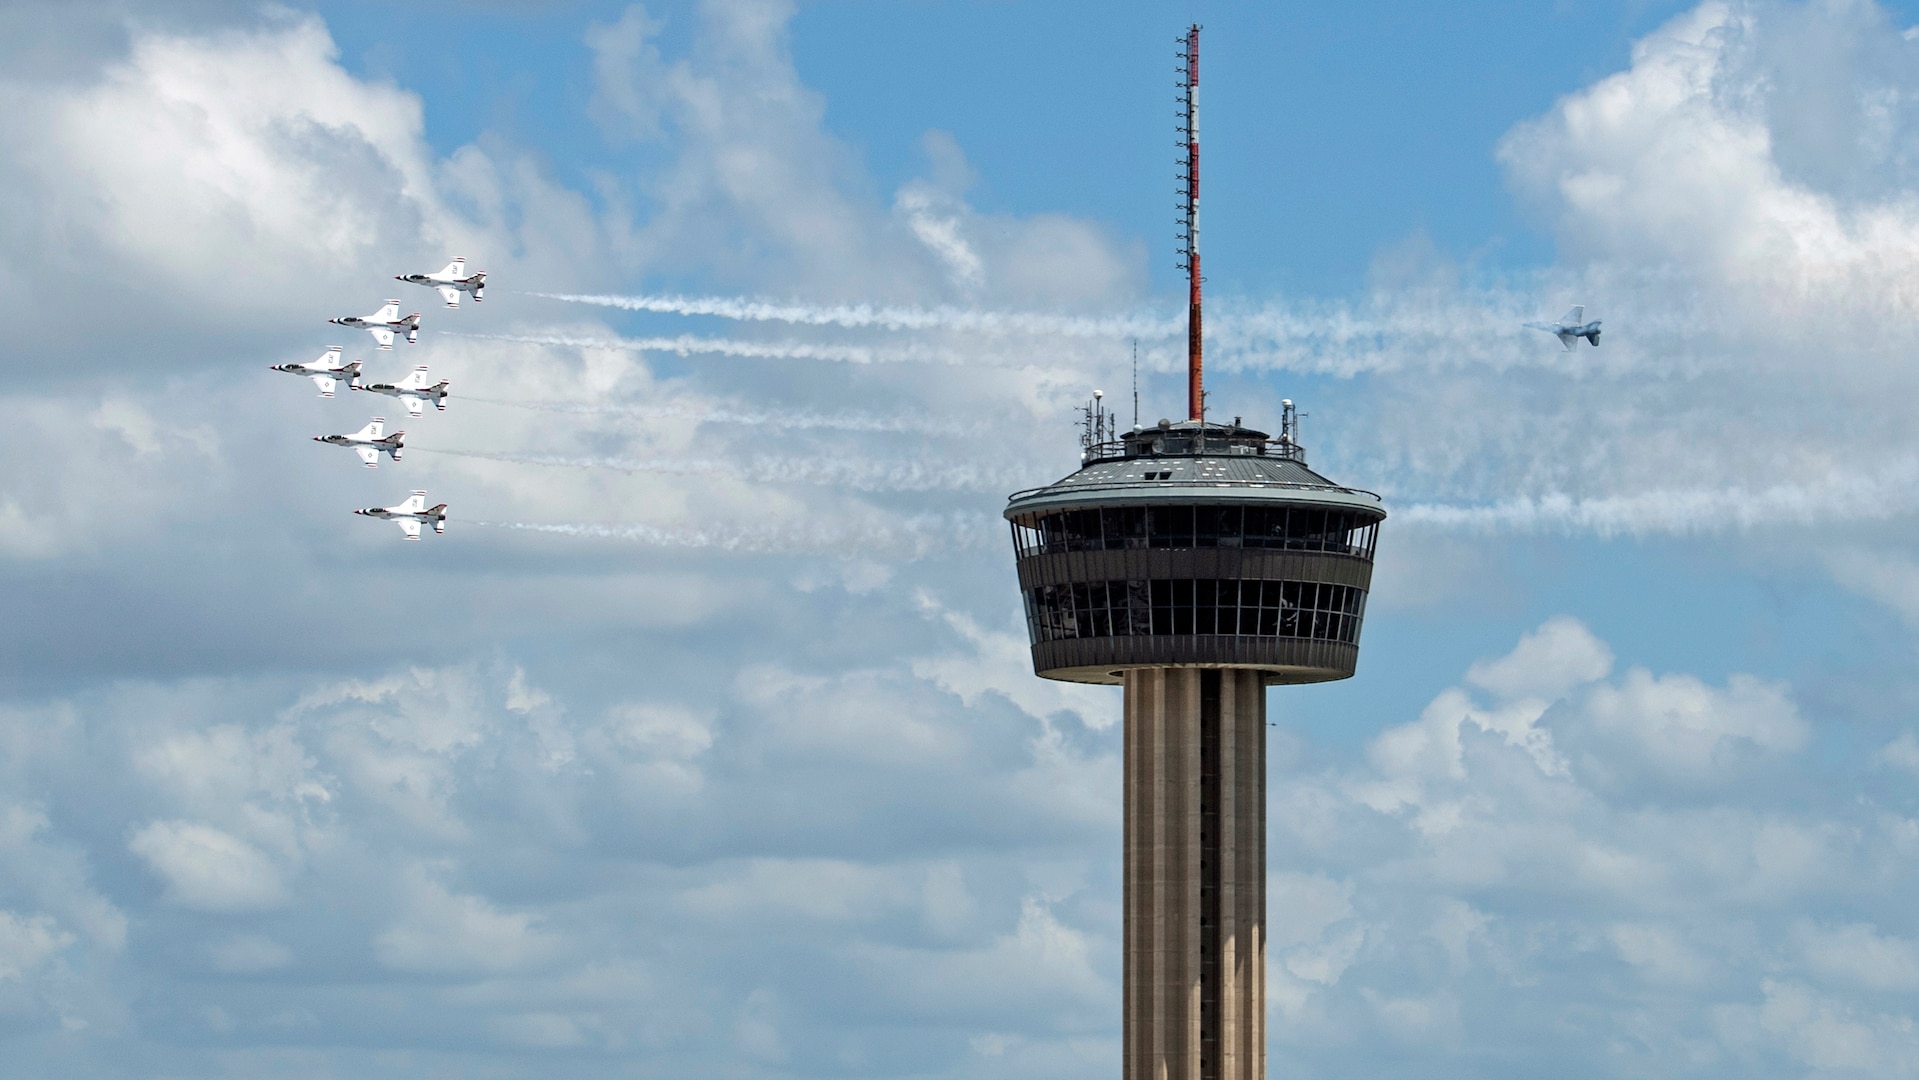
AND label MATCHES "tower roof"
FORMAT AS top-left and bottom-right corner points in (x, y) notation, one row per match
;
(1005, 425), (1385, 520)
